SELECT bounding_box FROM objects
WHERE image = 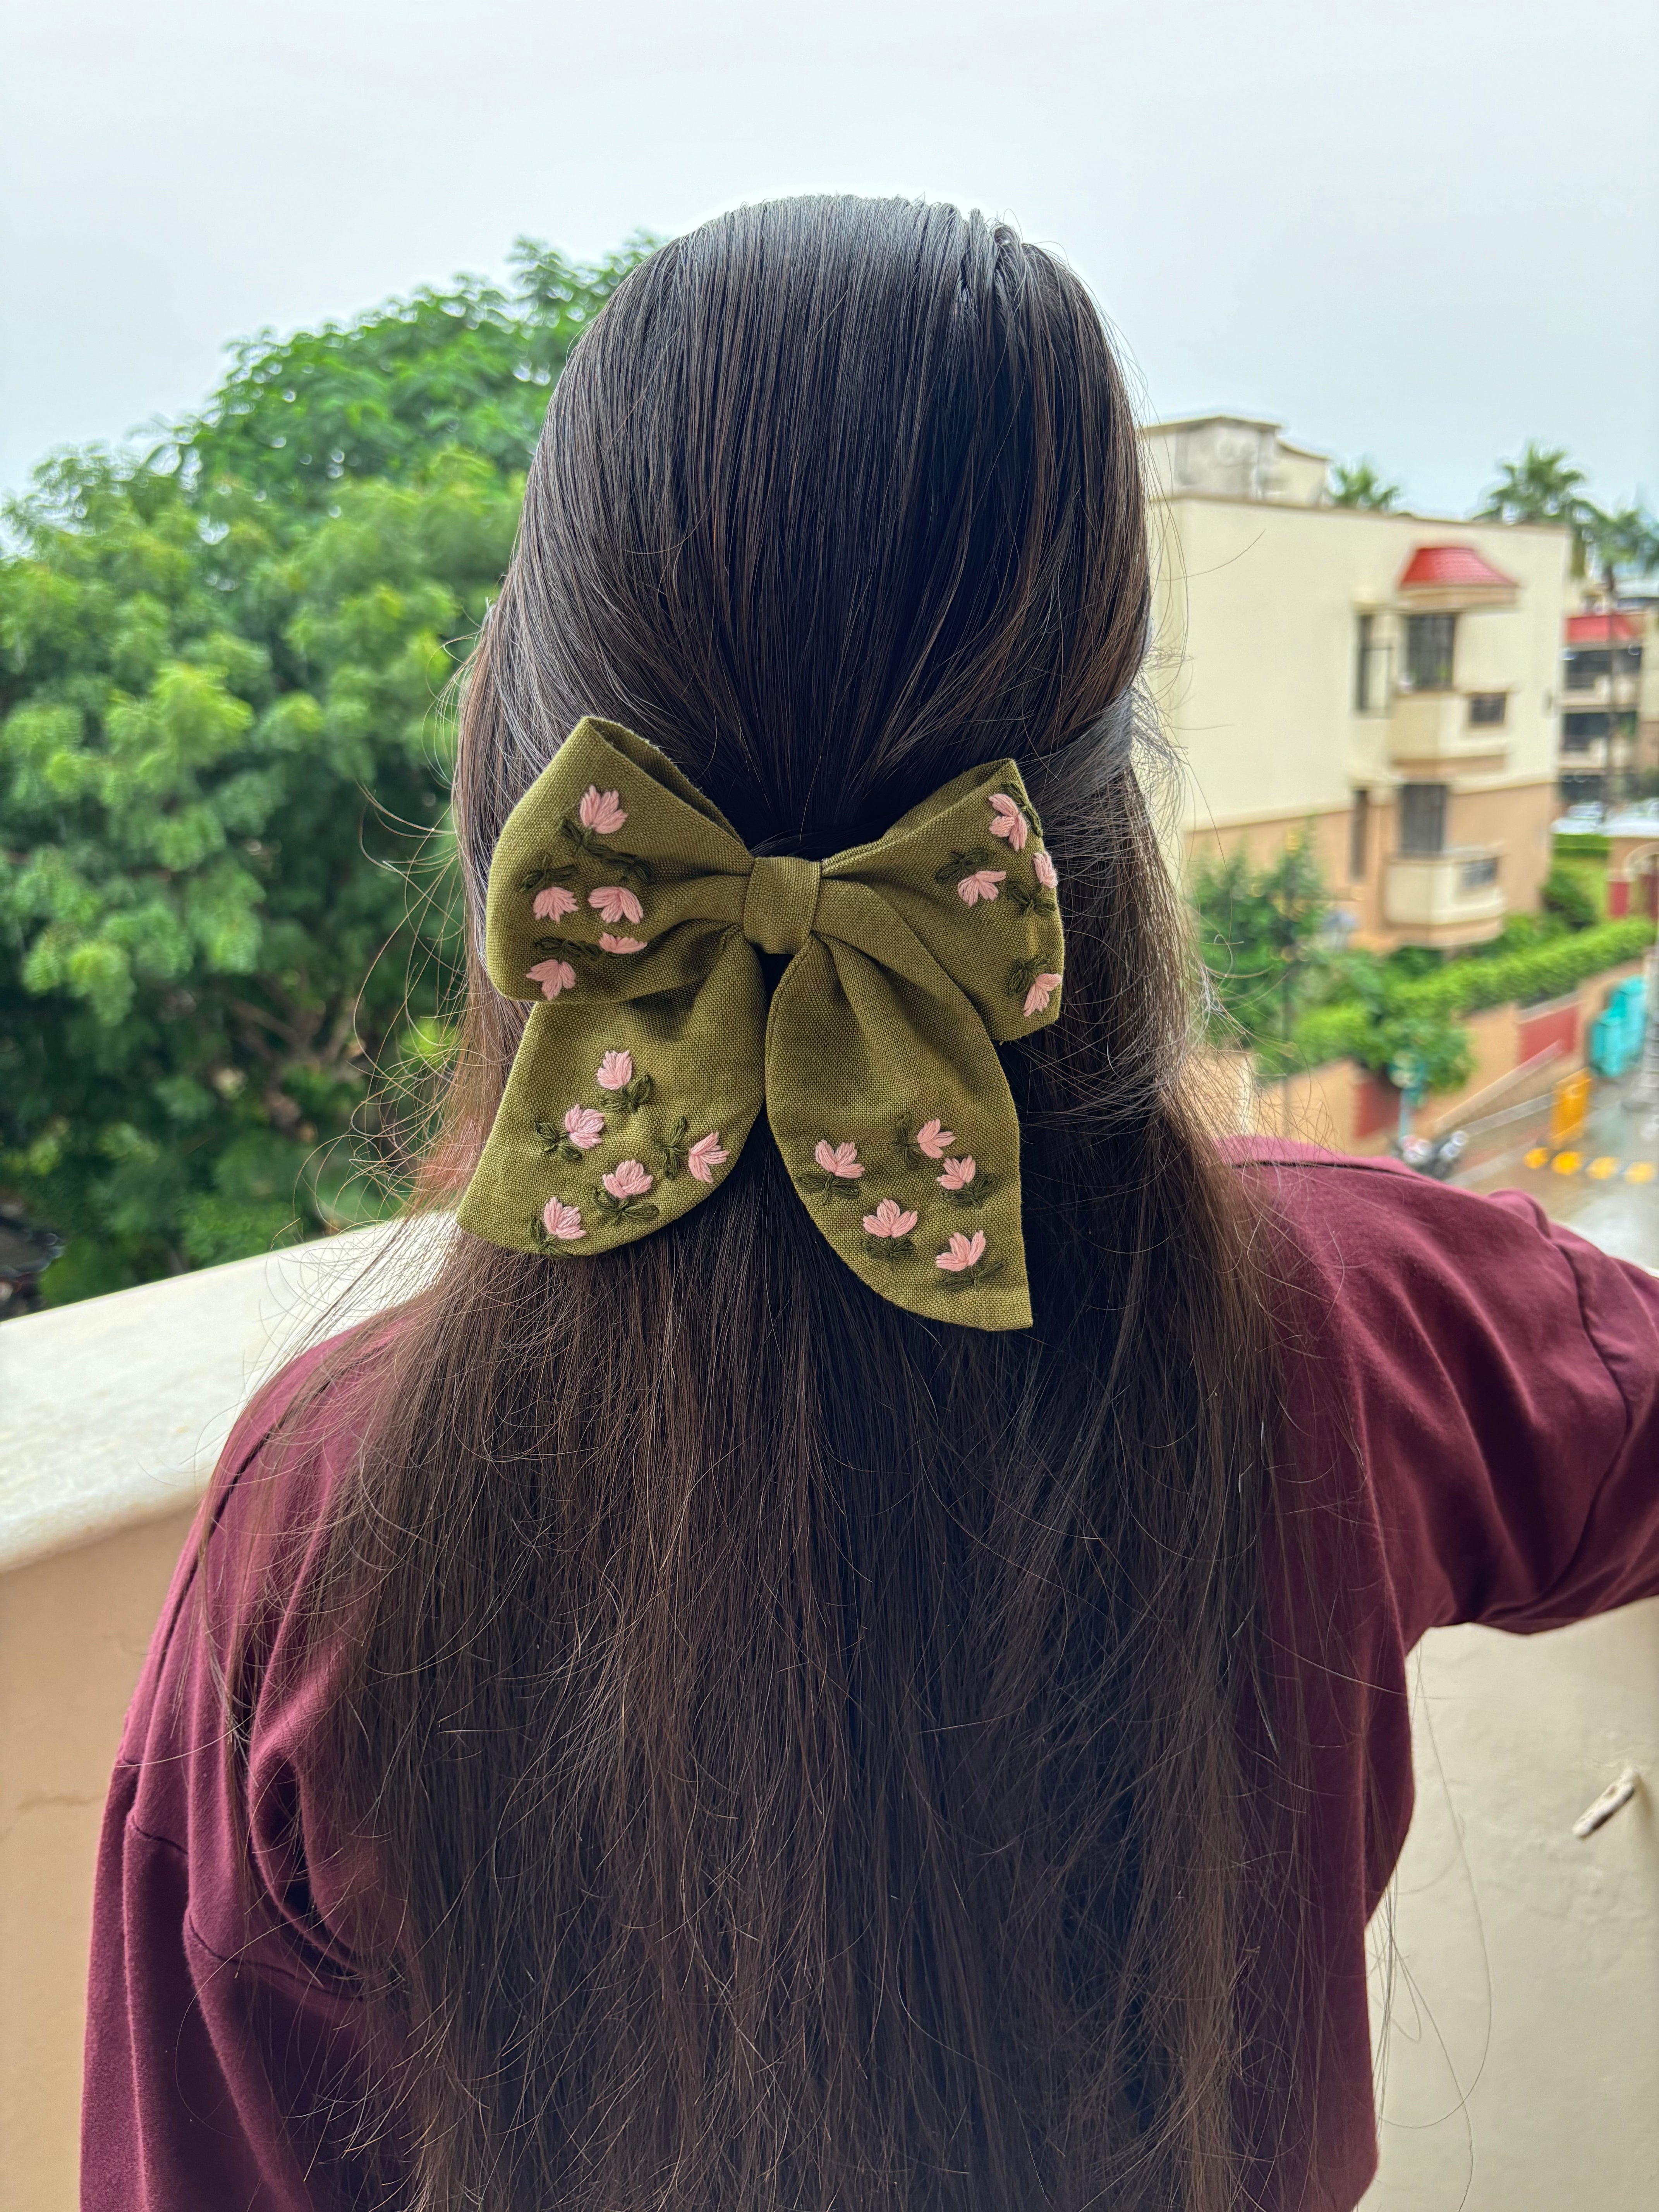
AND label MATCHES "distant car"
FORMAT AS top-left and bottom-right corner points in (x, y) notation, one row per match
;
(1562, 802), (1606, 824)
